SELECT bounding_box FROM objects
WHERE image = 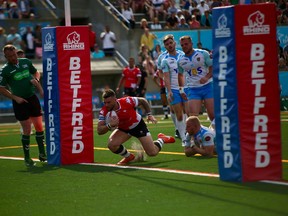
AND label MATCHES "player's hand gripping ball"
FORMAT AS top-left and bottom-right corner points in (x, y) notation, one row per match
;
(105, 110), (119, 131)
